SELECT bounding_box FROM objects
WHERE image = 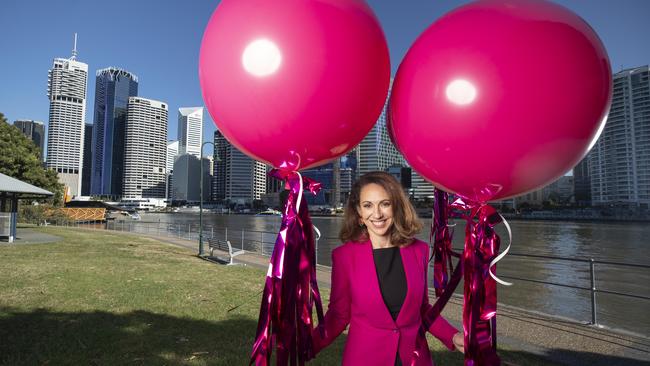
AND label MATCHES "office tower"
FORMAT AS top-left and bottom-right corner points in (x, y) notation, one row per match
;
(514, 175), (575, 207)
(545, 176), (575, 204)
(300, 159), (353, 207)
(588, 65), (650, 207)
(178, 107), (203, 158)
(81, 123), (93, 195)
(46, 34), (88, 197)
(90, 67), (138, 197)
(386, 166), (412, 190)
(171, 154), (211, 202)
(573, 157), (591, 206)
(166, 140), (179, 199)
(213, 130), (266, 204)
(13, 120), (45, 161)
(341, 147), (359, 182)
(205, 155), (214, 179)
(122, 97), (167, 198)
(166, 140), (179, 173)
(358, 82), (406, 175)
(411, 172), (435, 201)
